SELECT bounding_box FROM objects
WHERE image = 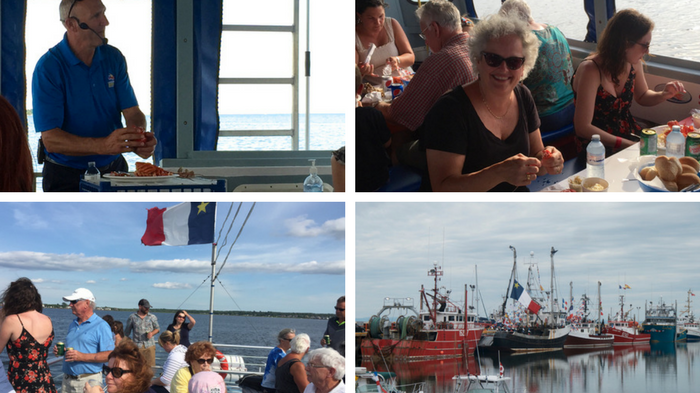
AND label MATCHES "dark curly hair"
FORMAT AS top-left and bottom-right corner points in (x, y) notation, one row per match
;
(108, 341), (154, 393)
(596, 9), (653, 86)
(0, 278), (42, 316)
(356, 0), (387, 15)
